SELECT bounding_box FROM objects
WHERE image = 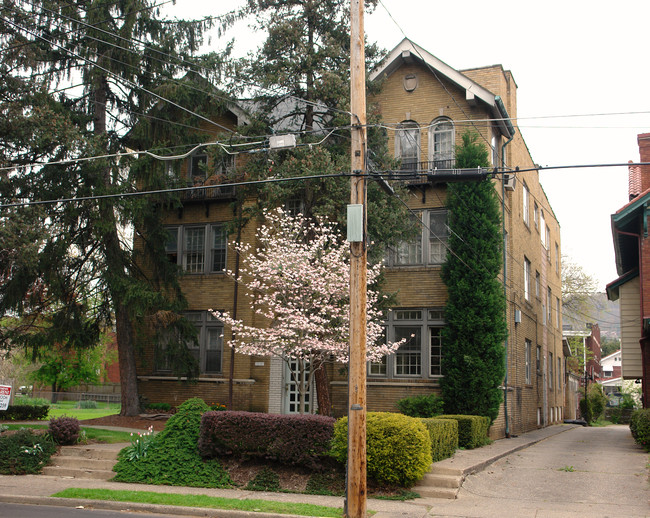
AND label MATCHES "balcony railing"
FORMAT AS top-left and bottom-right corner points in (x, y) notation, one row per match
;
(181, 173), (239, 202)
(390, 159), (457, 185)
